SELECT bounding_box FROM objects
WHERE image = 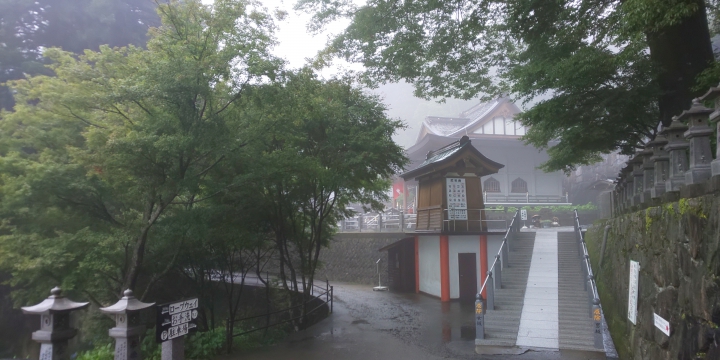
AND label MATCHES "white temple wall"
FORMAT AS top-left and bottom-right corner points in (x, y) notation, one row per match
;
(418, 235), (441, 297)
